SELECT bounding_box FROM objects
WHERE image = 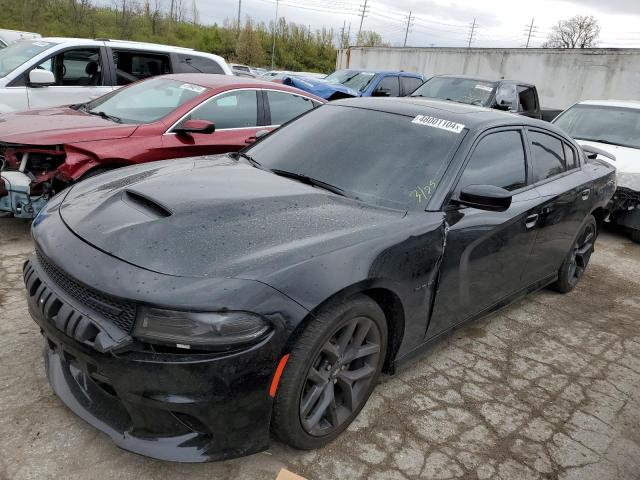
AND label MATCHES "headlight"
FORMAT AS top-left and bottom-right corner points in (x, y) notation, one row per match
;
(133, 307), (271, 350)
